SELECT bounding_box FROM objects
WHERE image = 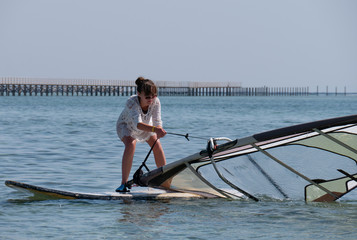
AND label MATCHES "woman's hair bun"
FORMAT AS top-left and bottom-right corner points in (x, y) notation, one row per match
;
(135, 76), (146, 86)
